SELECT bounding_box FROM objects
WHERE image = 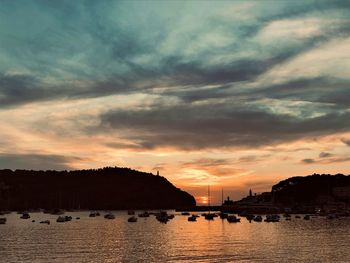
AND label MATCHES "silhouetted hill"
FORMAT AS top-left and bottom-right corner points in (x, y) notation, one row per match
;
(272, 173), (350, 206)
(0, 167), (196, 210)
